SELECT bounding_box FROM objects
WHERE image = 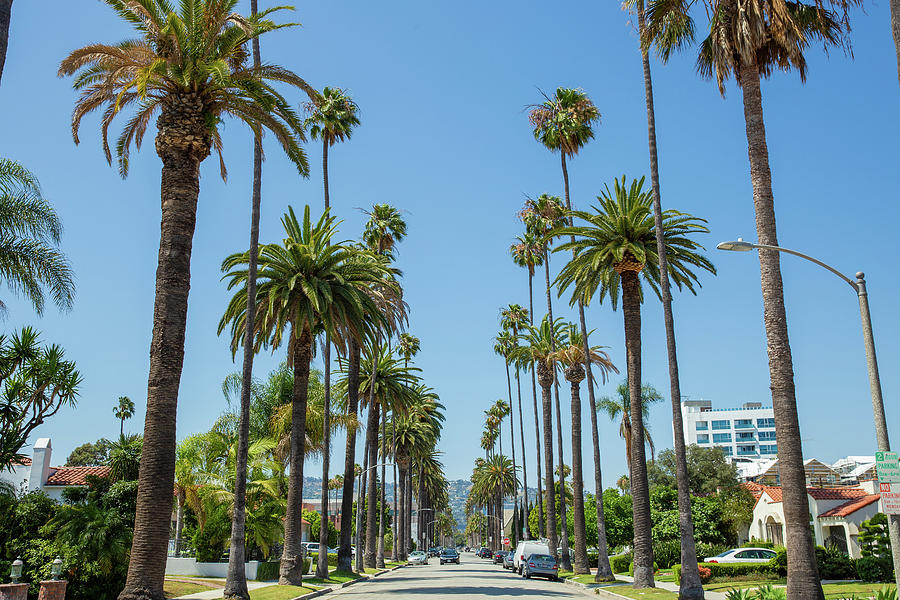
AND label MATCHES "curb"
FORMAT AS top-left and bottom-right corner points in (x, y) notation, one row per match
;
(595, 588), (632, 600)
(292, 564), (406, 599)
